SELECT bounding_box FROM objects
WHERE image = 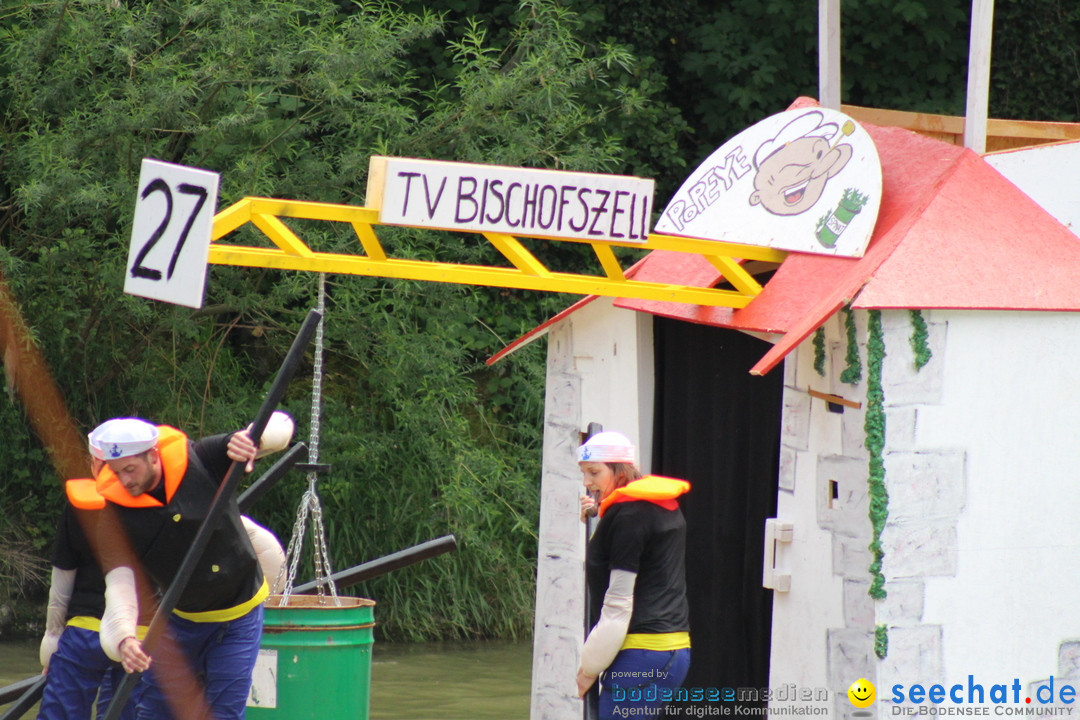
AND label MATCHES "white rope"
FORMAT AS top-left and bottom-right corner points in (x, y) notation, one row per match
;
(276, 274), (339, 606)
